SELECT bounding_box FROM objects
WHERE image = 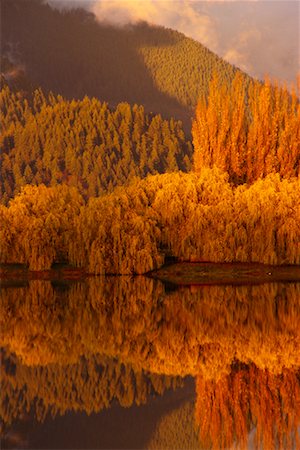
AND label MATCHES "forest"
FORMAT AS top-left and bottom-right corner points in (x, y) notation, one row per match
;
(1, 170), (299, 272)
(1, 2), (300, 449)
(0, 78), (299, 271)
(0, 85), (192, 204)
(0, 3), (299, 272)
